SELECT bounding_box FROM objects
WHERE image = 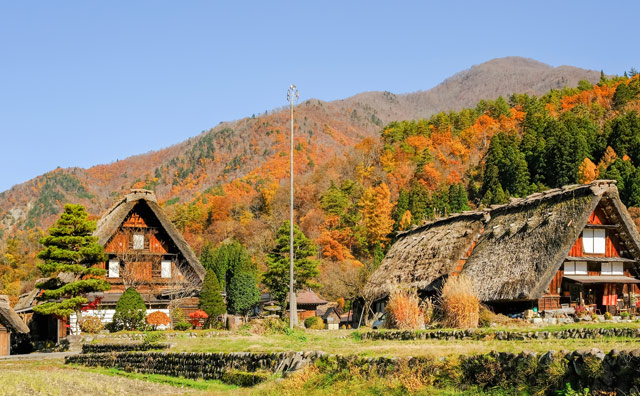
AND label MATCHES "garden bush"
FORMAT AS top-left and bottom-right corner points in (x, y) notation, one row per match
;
(112, 288), (147, 331)
(304, 316), (324, 330)
(174, 321), (192, 331)
(385, 288), (423, 330)
(440, 275), (479, 328)
(80, 315), (104, 334)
